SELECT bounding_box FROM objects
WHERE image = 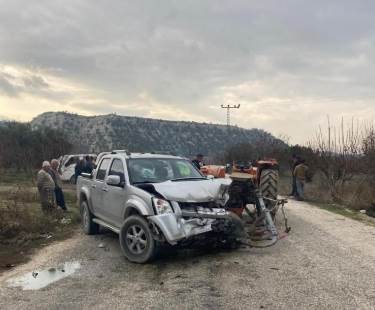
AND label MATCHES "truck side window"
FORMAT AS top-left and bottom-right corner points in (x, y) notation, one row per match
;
(96, 158), (110, 181)
(109, 159), (125, 183)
